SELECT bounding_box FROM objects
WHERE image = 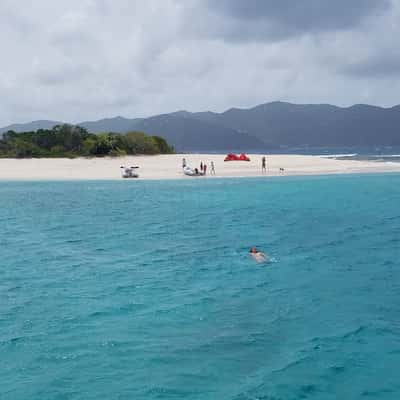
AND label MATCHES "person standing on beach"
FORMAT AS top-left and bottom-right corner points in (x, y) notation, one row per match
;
(203, 164), (207, 175)
(182, 158), (186, 168)
(200, 162), (203, 172)
(262, 156), (267, 173)
(210, 161), (215, 175)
